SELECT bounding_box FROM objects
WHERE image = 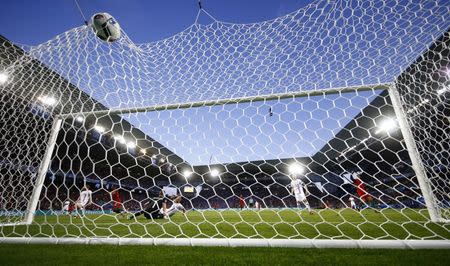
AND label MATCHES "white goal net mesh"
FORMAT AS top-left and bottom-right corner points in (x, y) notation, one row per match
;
(0, 0), (449, 243)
